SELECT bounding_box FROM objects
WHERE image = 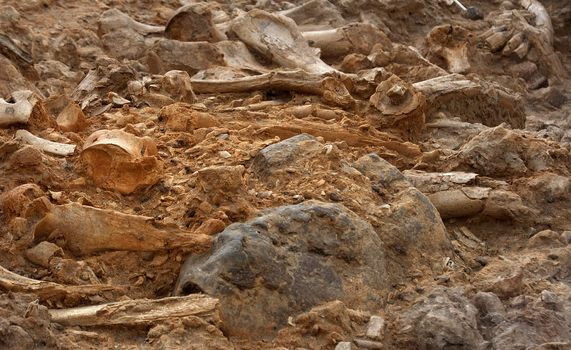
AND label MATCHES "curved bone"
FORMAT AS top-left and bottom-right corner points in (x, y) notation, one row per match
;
(0, 90), (37, 127)
(33, 202), (212, 256)
(518, 0), (553, 44)
(98, 9), (164, 36)
(230, 10), (335, 74)
(15, 130), (76, 156)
